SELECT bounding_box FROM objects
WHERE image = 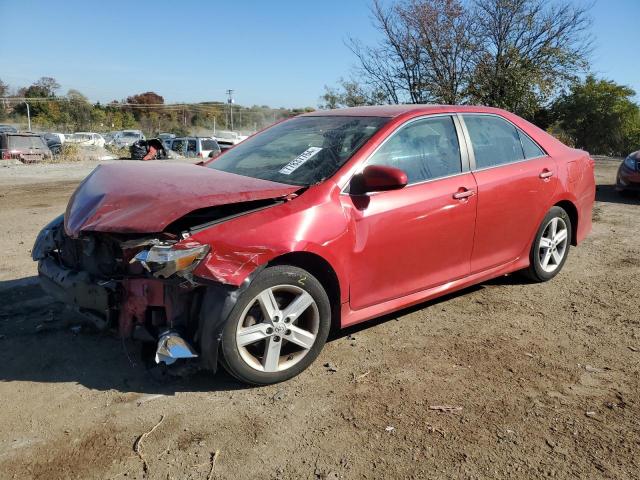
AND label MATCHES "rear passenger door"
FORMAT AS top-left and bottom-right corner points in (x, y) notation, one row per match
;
(460, 114), (558, 273)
